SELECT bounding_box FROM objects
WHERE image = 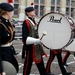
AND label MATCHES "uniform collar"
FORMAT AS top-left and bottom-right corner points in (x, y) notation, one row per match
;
(0, 16), (9, 23)
(28, 17), (35, 21)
